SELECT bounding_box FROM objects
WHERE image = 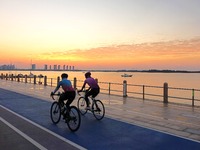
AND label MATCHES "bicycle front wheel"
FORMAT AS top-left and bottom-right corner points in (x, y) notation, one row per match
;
(66, 106), (81, 132)
(77, 97), (87, 115)
(92, 100), (105, 120)
(50, 102), (61, 124)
